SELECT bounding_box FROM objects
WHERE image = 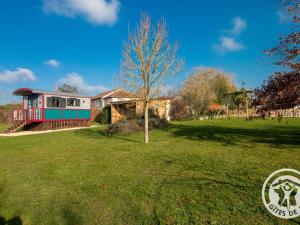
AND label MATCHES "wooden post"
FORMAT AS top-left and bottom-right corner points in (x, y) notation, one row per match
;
(226, 105), (229, 119)
(293, 107), (295, 118)
(245, 97), (249, 119)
